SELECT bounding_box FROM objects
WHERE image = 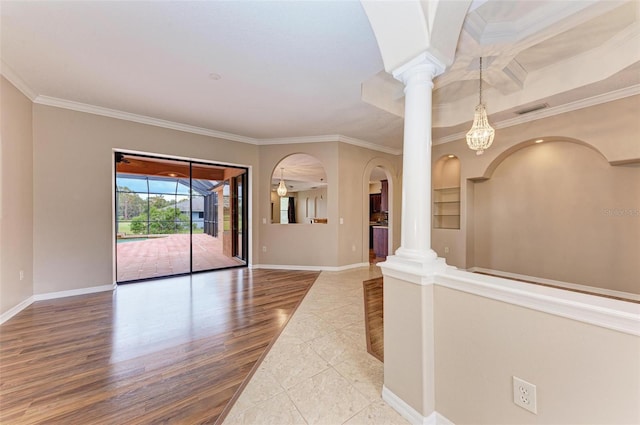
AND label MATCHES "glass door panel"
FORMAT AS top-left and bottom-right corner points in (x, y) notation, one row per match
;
(115, 153), (248, 282)
(115, 155), (191, 282)
(190, 163), (247, 272)
(235, 174), (245, 259)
